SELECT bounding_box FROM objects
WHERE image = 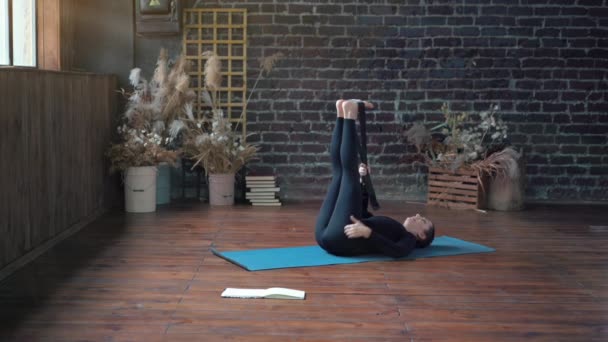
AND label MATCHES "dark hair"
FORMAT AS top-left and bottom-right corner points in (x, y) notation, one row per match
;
(415, 222), (435, 248)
